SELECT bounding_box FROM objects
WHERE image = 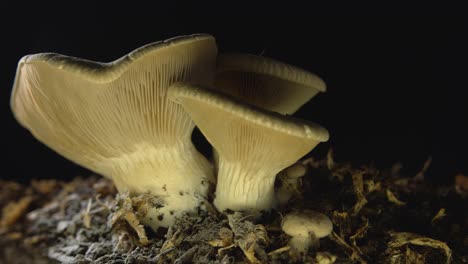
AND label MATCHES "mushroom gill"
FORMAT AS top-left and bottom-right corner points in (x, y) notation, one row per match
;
(215, 53), (326, 115)
(168, 83), (329, 214)
(10, 34), (217, 230)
